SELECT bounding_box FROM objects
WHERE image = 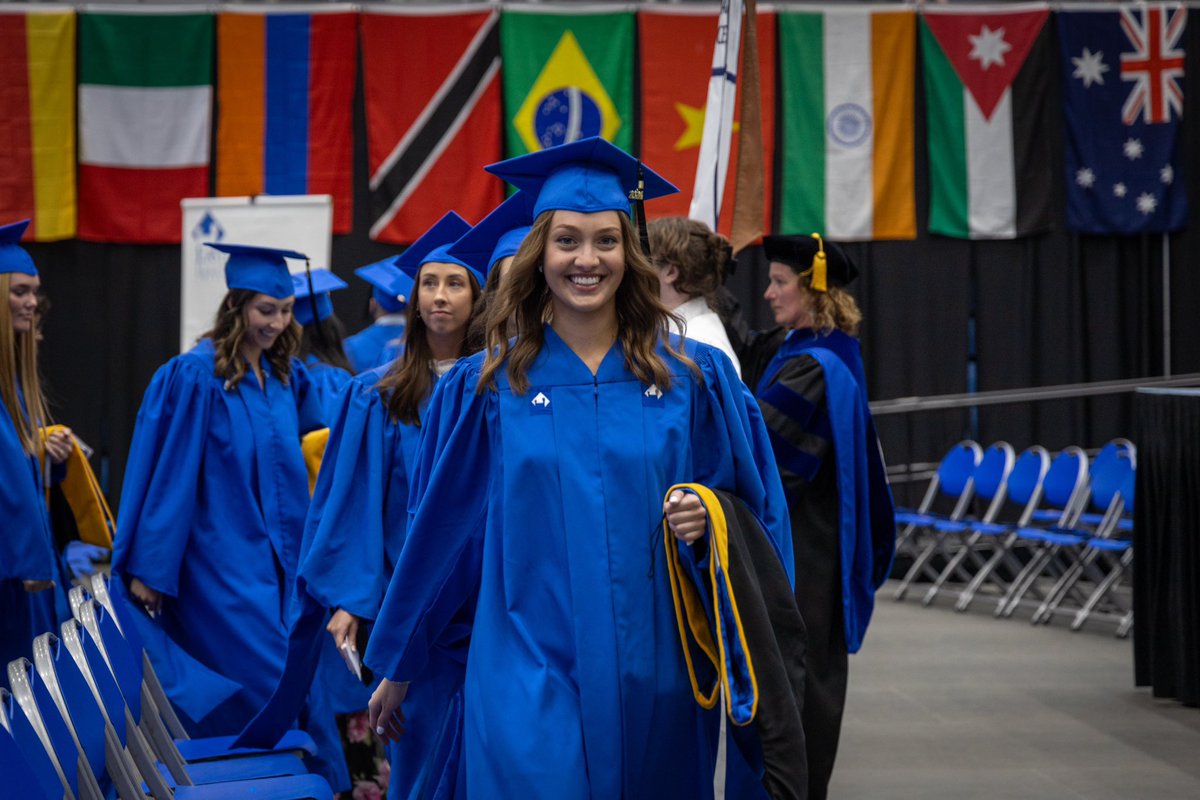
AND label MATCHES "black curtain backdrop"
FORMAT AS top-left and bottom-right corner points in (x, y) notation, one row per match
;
(22, 11), (1200, 506)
